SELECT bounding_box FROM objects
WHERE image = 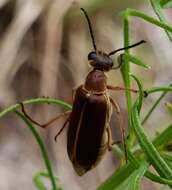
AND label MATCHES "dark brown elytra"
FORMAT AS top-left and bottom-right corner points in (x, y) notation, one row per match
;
(20, 8), (146, 176)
